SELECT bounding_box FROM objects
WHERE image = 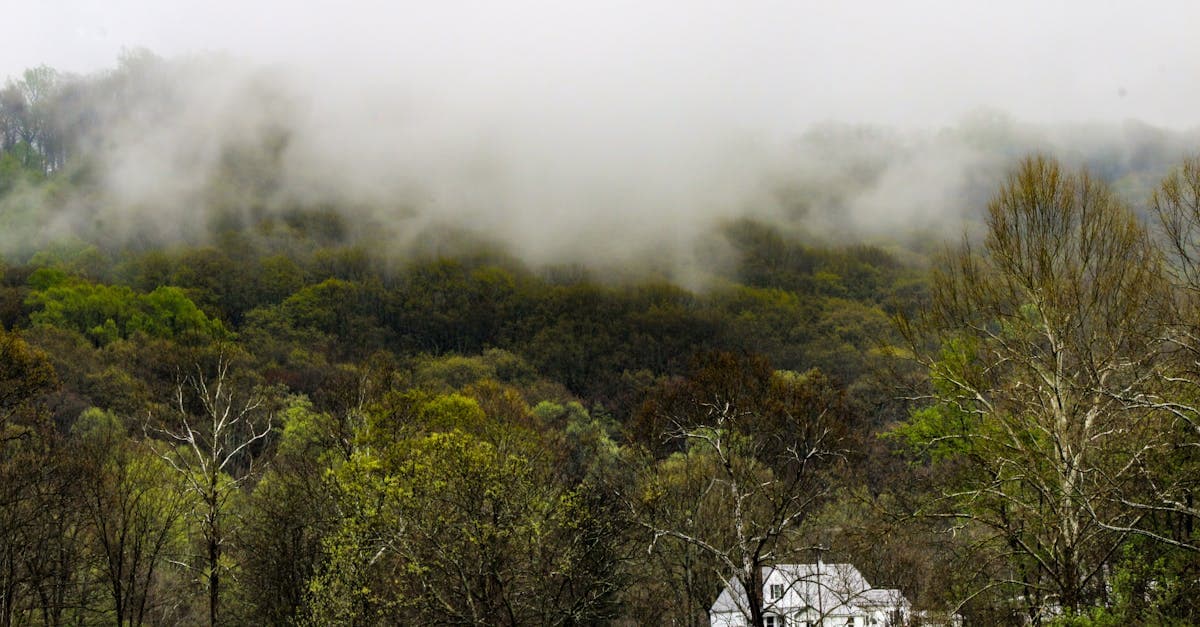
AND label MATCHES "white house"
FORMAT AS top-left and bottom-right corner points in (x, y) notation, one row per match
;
(709, 562), (911, 627)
